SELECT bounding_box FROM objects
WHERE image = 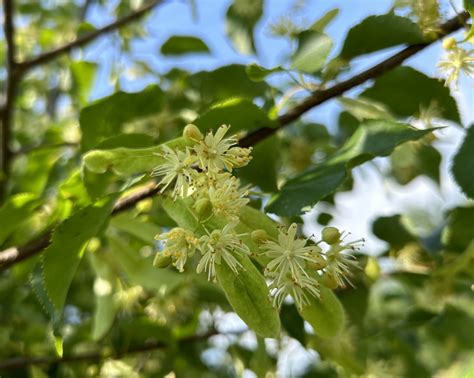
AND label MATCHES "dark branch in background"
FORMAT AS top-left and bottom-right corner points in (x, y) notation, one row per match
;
(0, 0), (164, 202)
(17, 0), (163, 71)
(0, 0), (20, 201)
(0, 12), (470, 270)
(0, 329), (219, 371)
